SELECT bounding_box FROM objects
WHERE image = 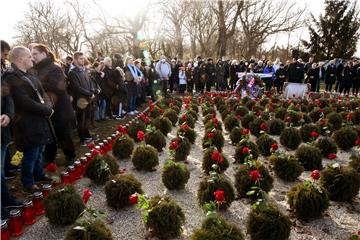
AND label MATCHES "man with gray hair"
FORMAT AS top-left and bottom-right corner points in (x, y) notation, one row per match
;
(155, 55), (171, 96)
(4, 46), (55, 193)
